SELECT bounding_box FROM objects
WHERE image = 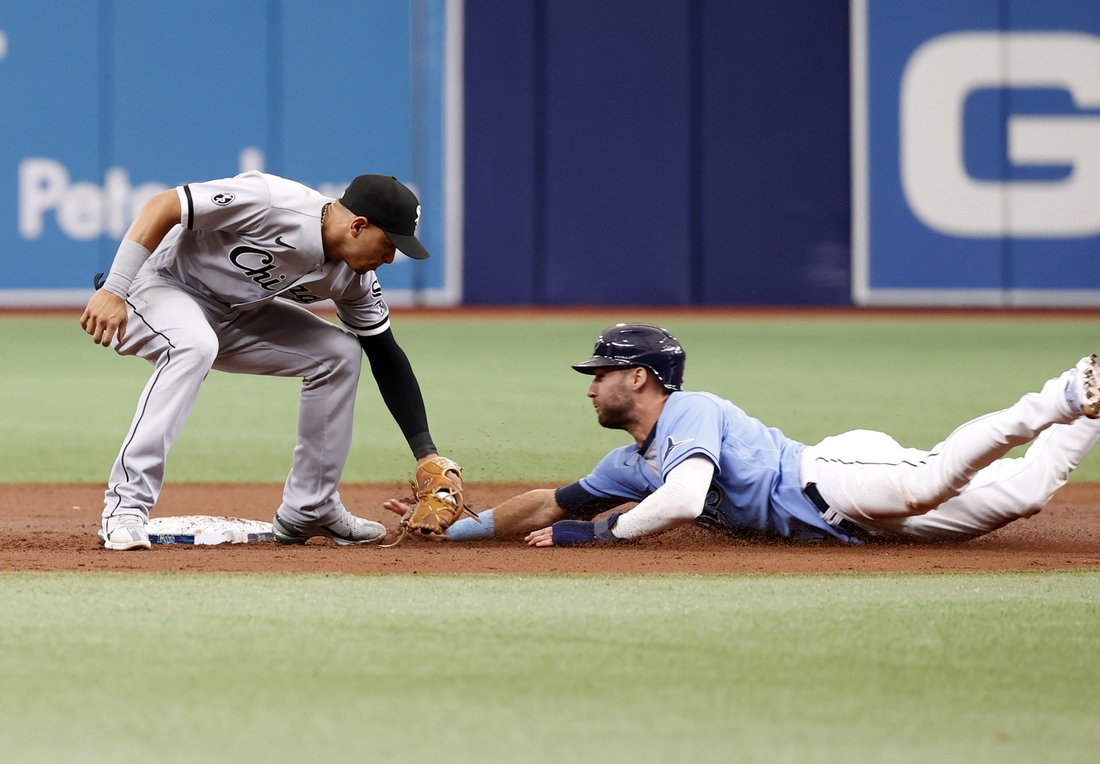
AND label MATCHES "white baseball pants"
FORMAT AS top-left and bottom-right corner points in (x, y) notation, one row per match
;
(101, 276), (363, 528)
(800, 369), (1100, 540)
